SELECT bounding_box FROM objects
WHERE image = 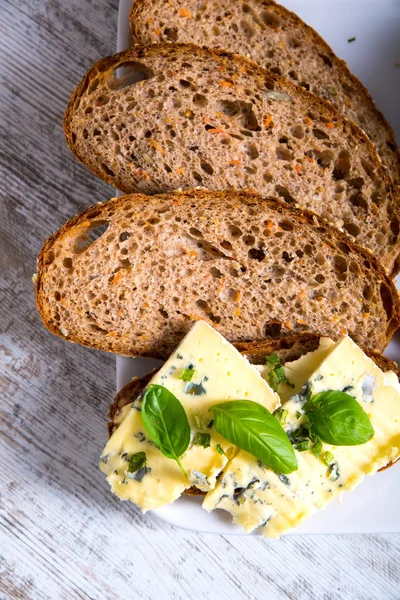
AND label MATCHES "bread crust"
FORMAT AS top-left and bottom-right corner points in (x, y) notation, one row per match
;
(35, 190), (400, 356)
